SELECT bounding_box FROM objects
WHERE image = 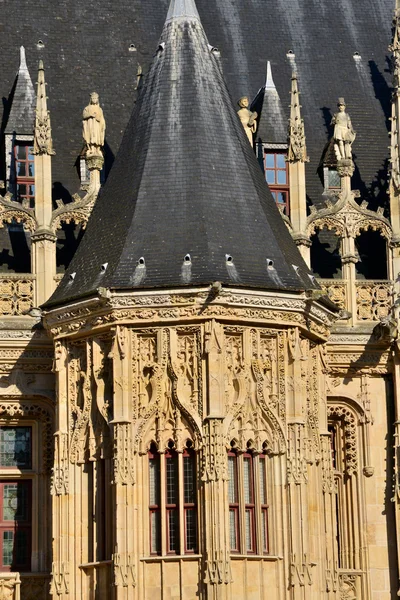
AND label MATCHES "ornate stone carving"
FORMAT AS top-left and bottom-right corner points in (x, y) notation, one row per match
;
(237, 96), (257, 146)
(288, 73), (309, 163)
(328, 404), (358, 476)
(51, 431), (69, 495)
(331, 98), (356, 161)
(0, 275), (35, 316)
(201, 419), (228, 482)
(339, 572), (358, 599)
(33, 61), (55, 156)
(204, 551), (232, 585)
(69, 346), (92, 464)
(112, 550), (136, 588)
(319, 280), (347, 311)
(112, 422), (135, 485)
(287, 423), (308, 484)
(51, 561), (69, 595)
(0, 575), (19, 600)
(290, 553), (314, 587)
(355, 281), (393, 321)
